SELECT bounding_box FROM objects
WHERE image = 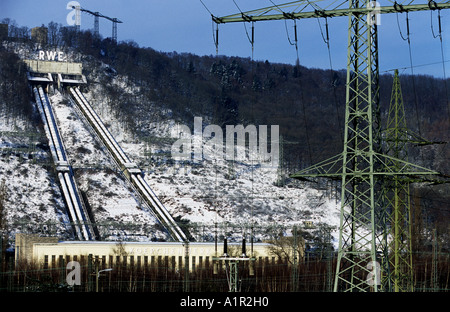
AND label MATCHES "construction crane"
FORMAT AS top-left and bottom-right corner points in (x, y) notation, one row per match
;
(72, 5), (122, 42)
(211, 0), (450, 292)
